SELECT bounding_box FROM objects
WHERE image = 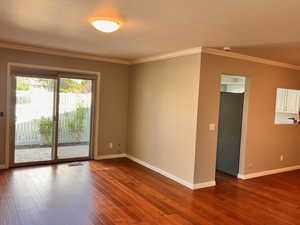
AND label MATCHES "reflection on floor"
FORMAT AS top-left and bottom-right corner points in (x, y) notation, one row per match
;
(15, 145), (89, 163)
(215, 170), (237, 183)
